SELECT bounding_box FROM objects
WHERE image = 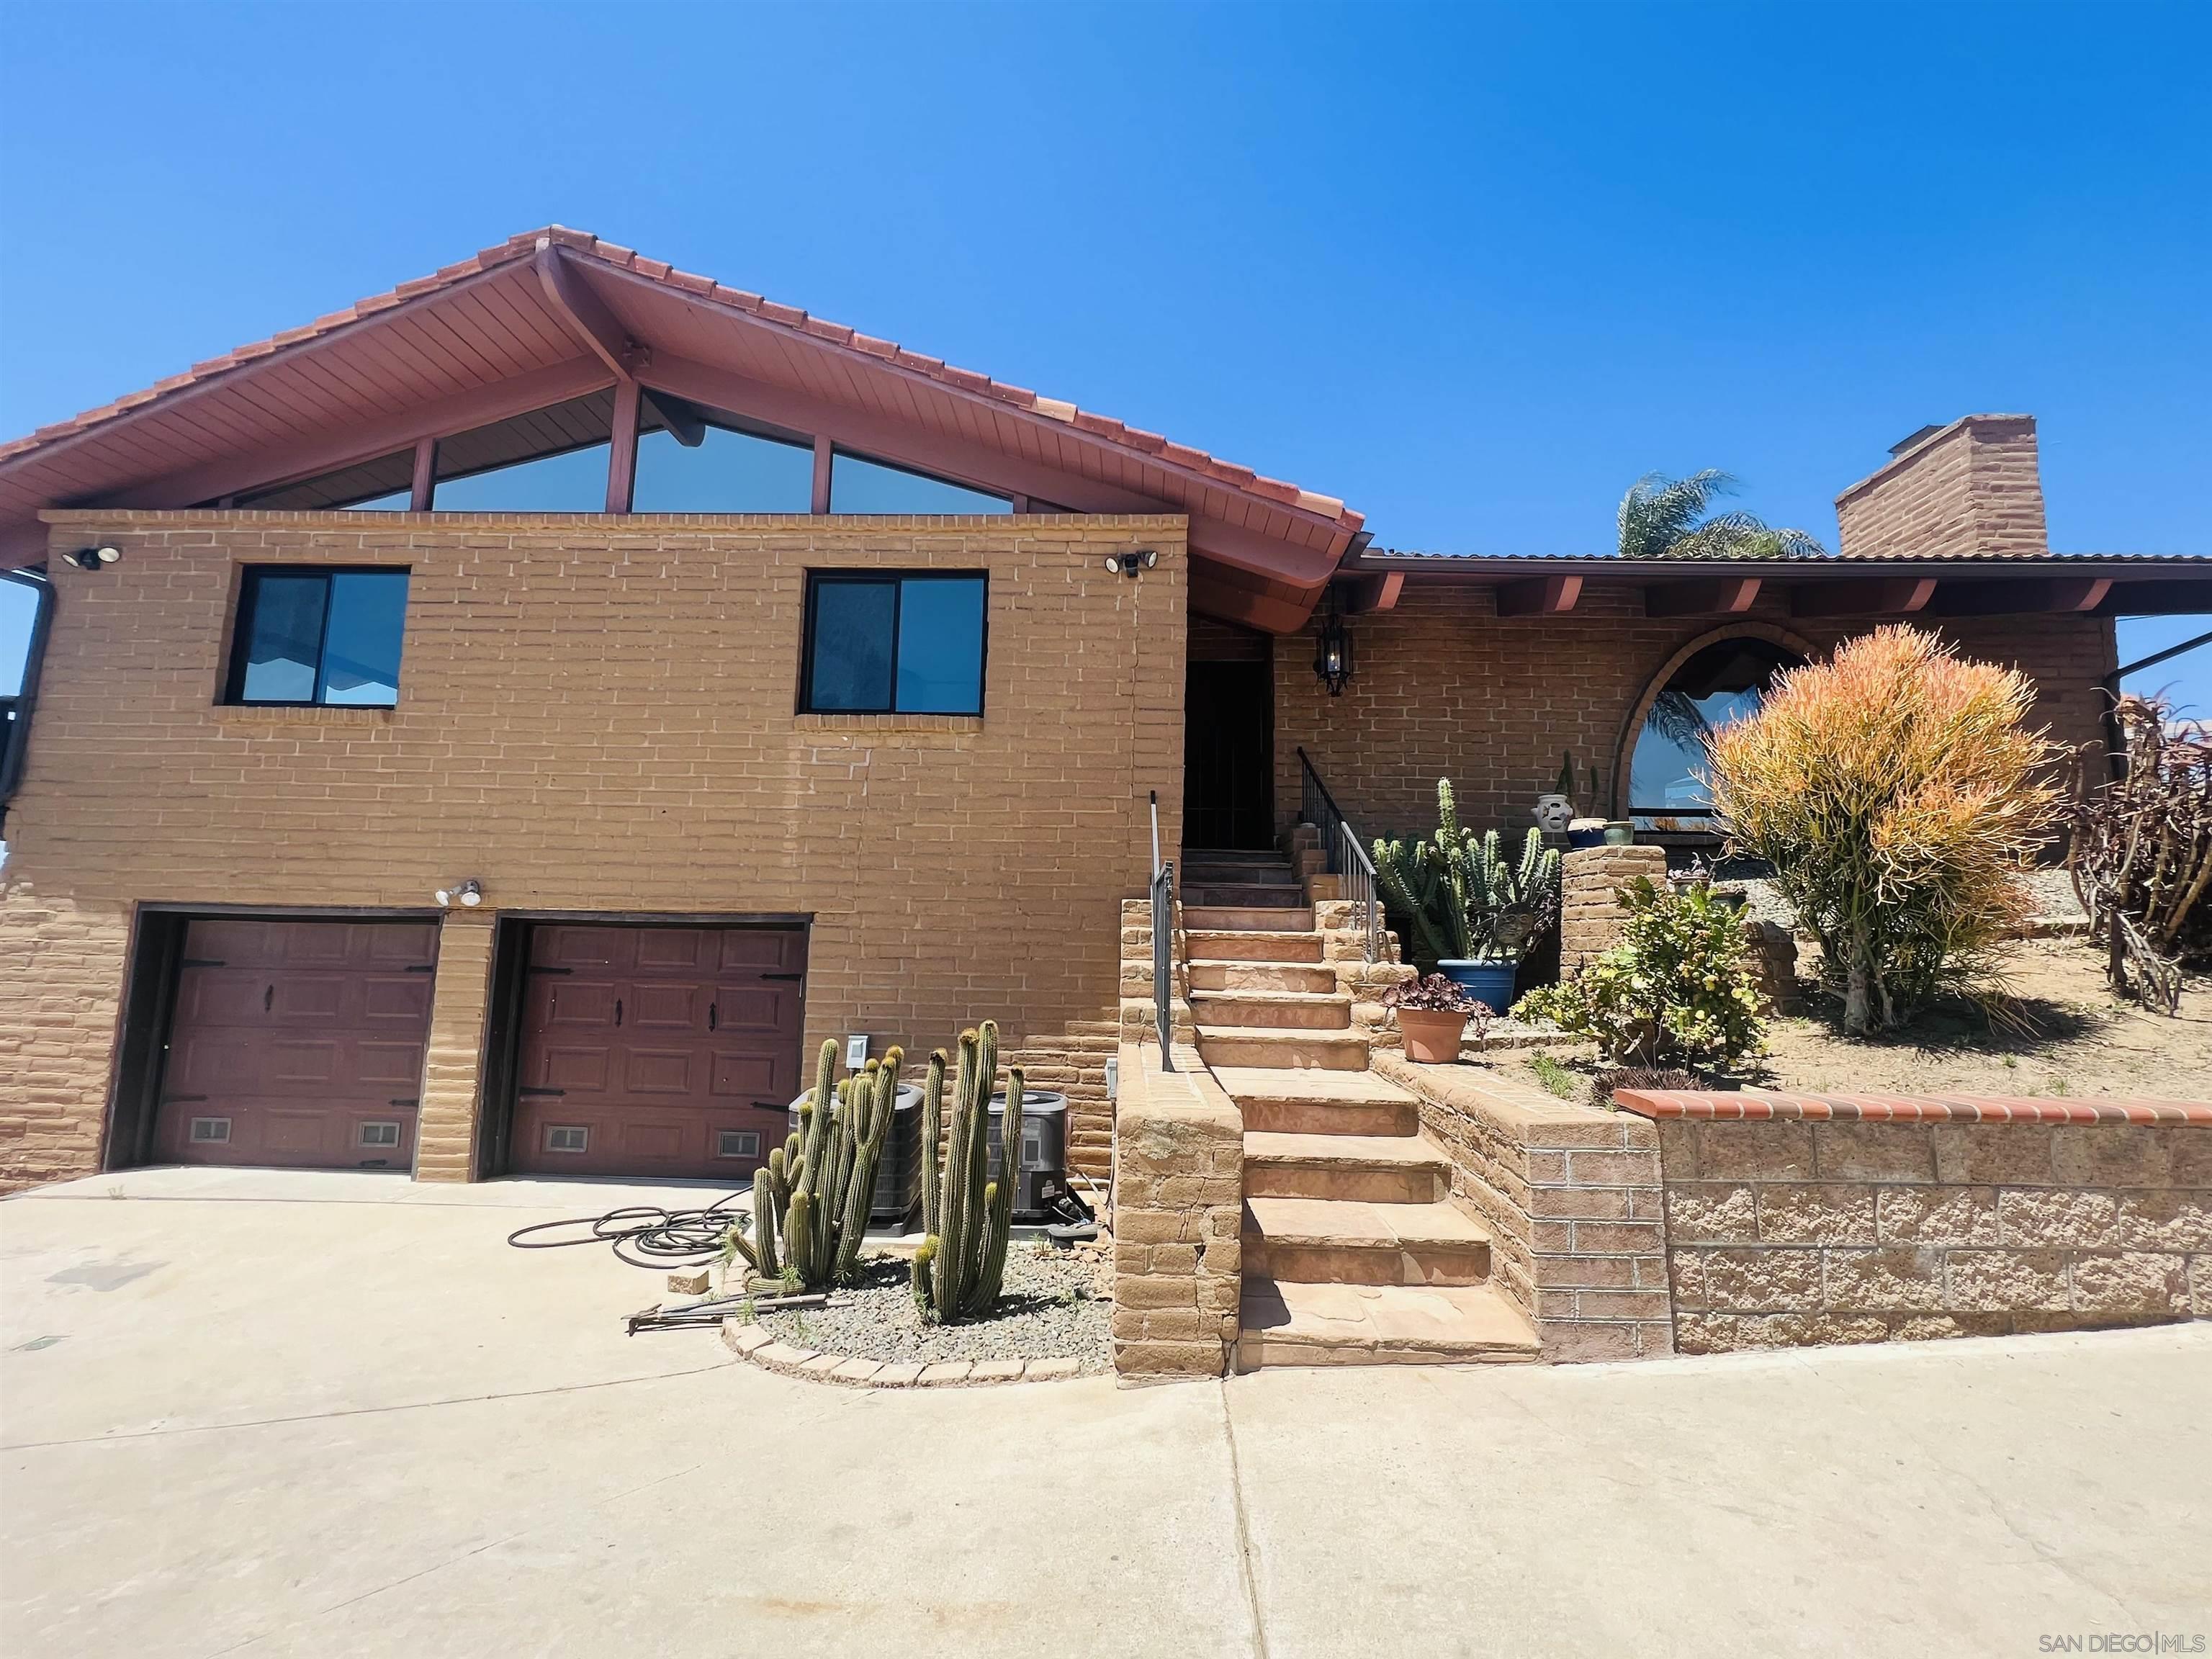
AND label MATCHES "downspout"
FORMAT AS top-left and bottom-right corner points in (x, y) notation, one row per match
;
(1, 567), (56, 840)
